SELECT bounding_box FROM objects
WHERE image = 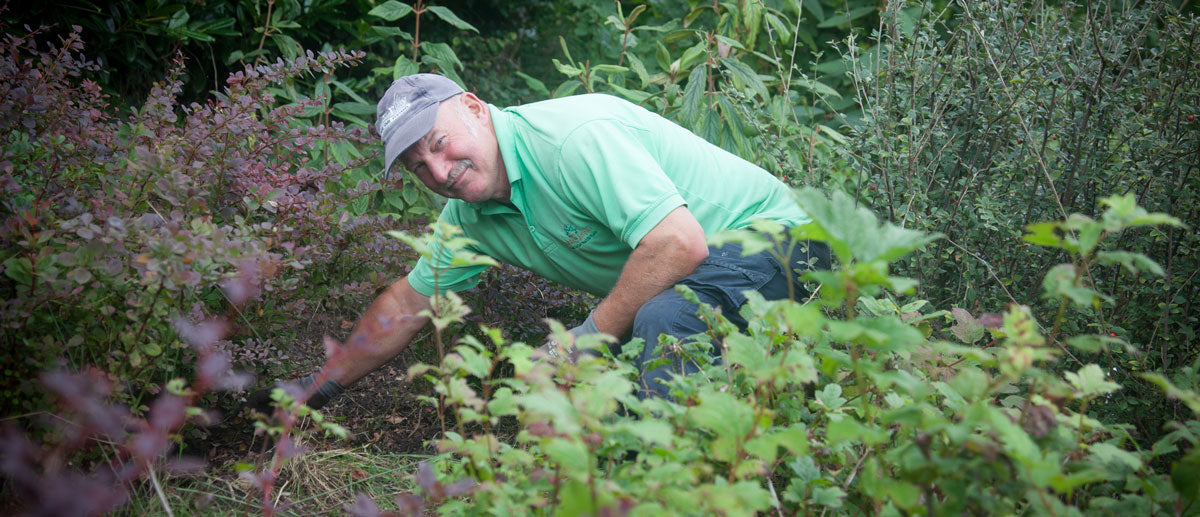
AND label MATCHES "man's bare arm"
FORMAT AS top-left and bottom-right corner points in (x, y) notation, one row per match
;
(328, 275), (432, 386)
(590, 206), (709, 338)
